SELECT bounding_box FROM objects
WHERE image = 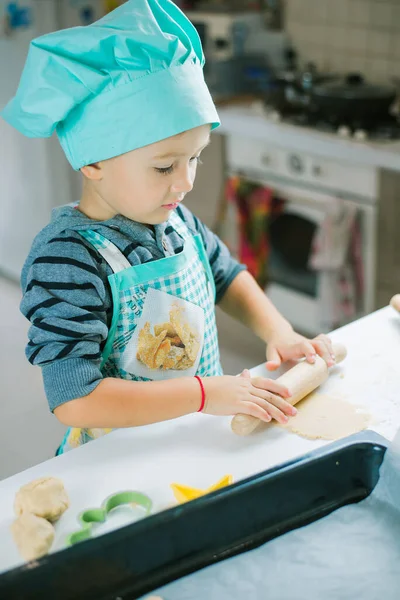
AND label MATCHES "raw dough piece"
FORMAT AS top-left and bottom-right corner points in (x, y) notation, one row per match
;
(14, 476), (70, 522)
(11, 513), (55, 561)
(390, 294), (400, 312)
(279, 393), (370, 440)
